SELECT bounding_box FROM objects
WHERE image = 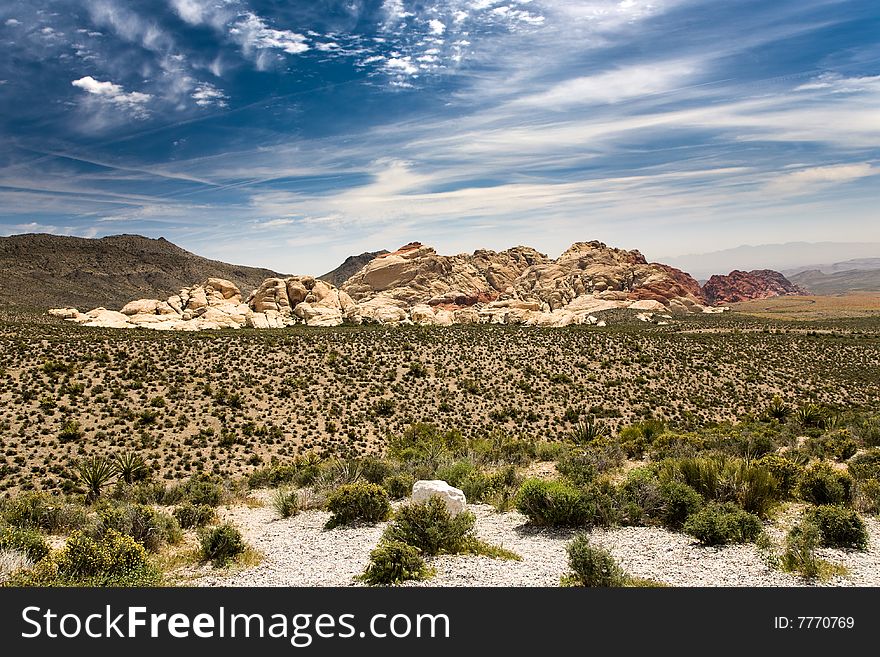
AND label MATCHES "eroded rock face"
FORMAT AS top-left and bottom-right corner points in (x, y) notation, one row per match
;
(702, 270), (805, 304)
(48, 240), (734, 331)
